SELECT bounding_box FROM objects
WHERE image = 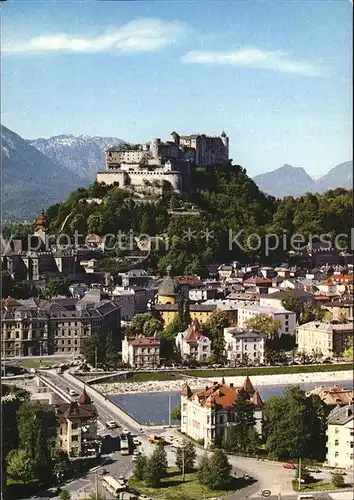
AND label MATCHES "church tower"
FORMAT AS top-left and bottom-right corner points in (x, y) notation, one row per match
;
(34, 210), (48, 247)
